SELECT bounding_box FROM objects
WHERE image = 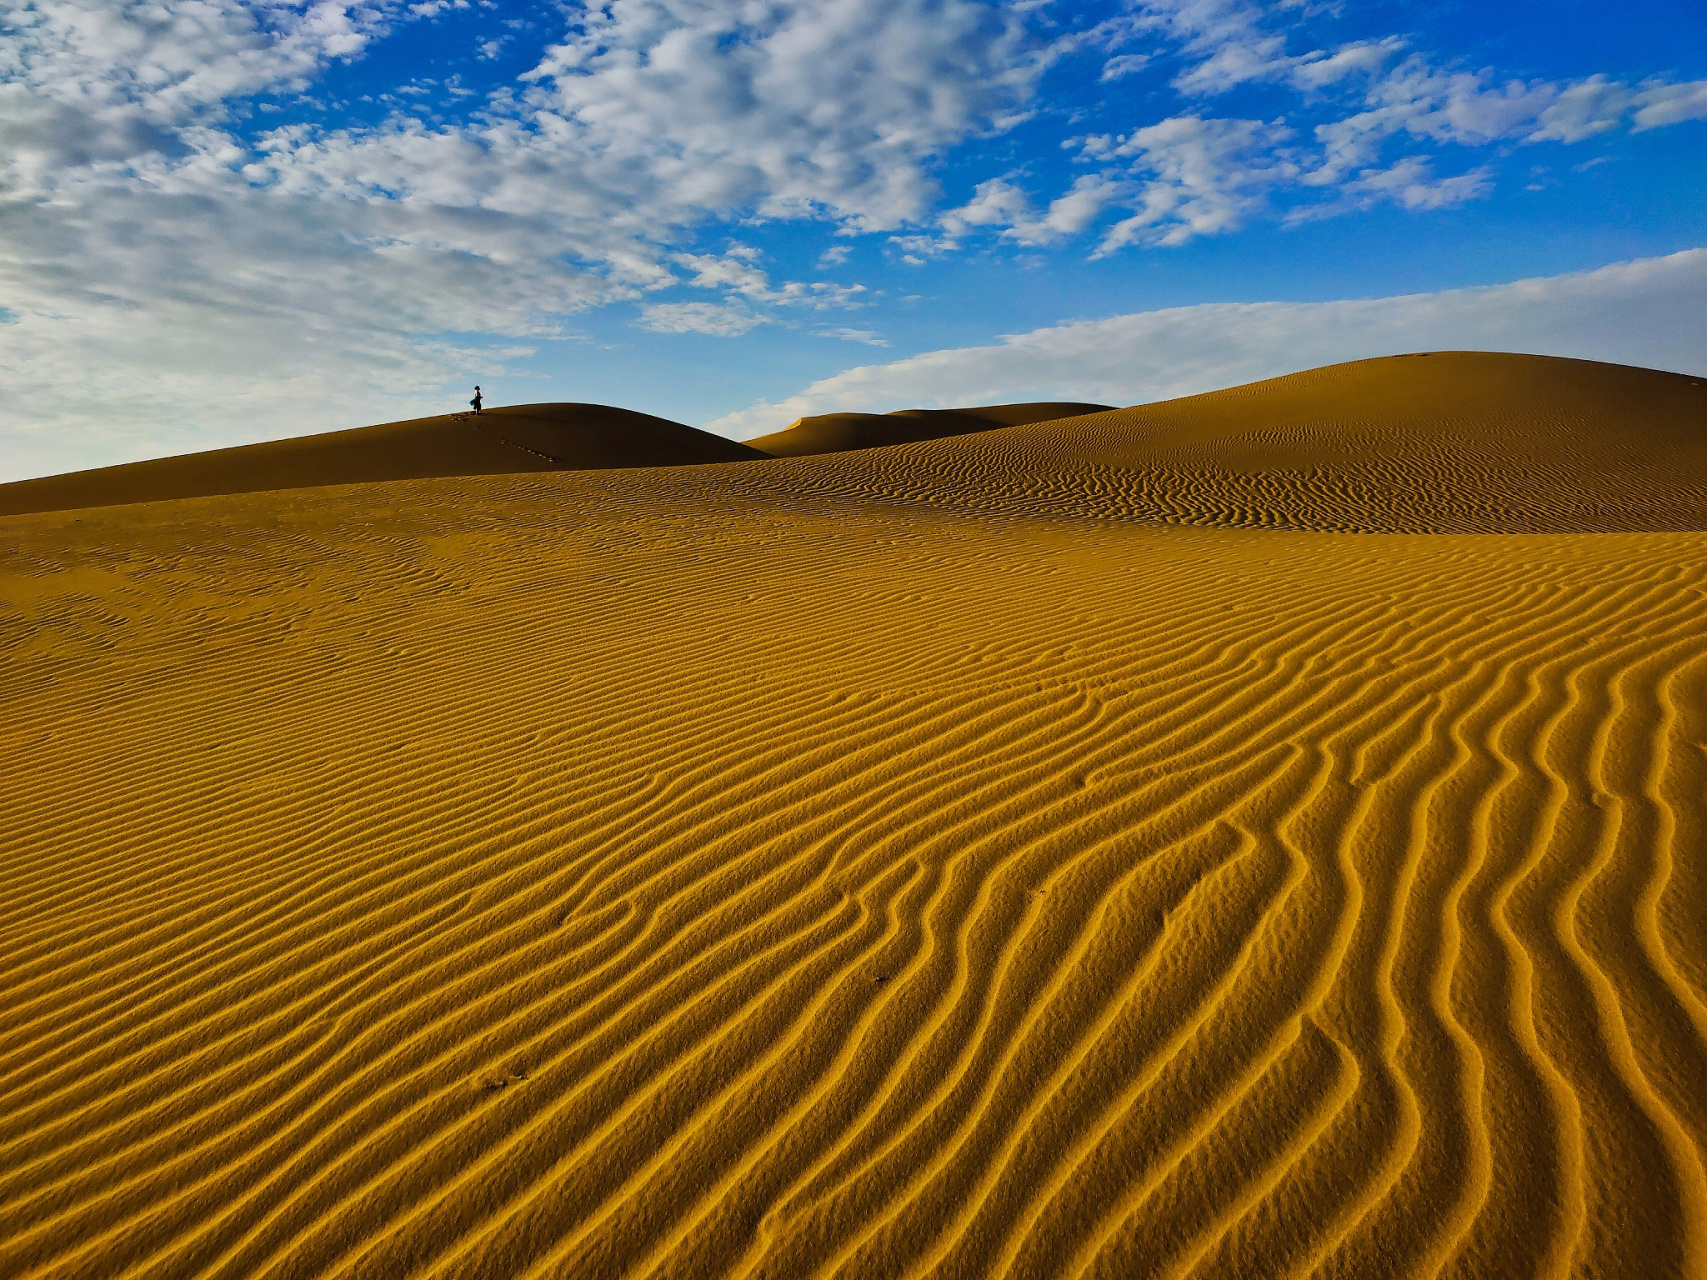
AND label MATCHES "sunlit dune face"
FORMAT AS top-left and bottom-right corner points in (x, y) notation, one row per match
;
(3, 352), (1706, 1279)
